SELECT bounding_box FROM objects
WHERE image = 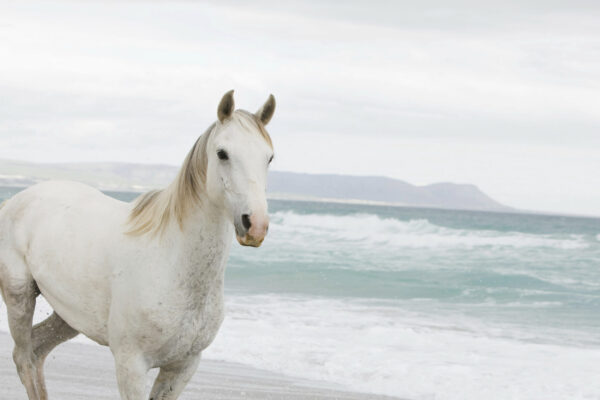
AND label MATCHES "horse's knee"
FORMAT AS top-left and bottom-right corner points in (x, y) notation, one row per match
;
(13, 344), (32, 363)
(13, 343), (50, 399)
(12, 344), (46, 399)
(12, 345), (36, 375)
